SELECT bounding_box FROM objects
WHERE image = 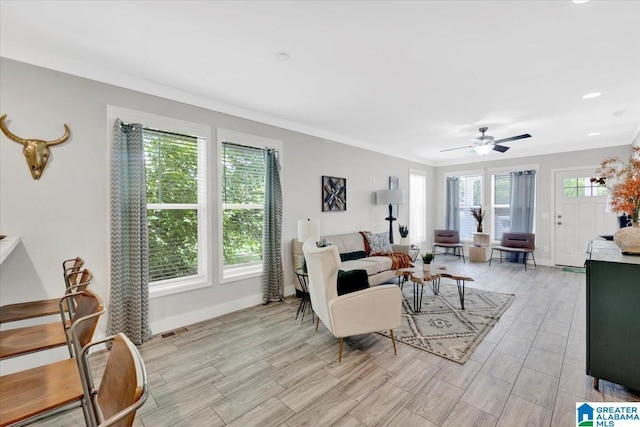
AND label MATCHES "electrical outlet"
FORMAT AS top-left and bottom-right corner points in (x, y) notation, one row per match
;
(543, 246), (549, 252)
